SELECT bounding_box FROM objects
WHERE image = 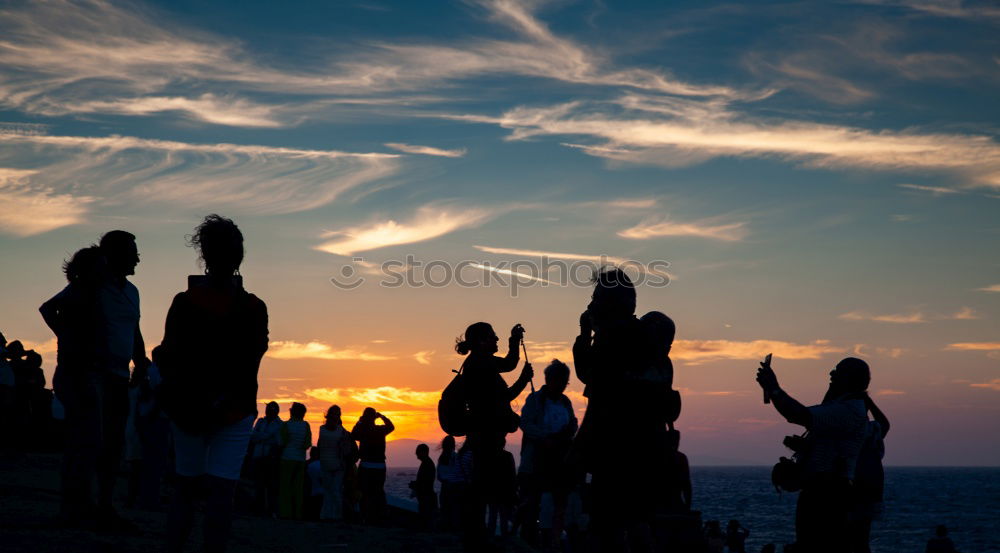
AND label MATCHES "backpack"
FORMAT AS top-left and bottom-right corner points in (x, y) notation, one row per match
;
(438, 367), (469, 437)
